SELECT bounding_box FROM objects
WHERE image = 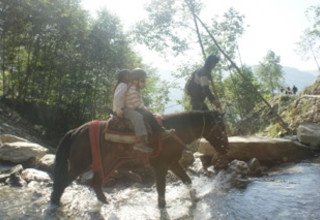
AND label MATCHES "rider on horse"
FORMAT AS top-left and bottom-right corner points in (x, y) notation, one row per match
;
(113, 68), (174, 153)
